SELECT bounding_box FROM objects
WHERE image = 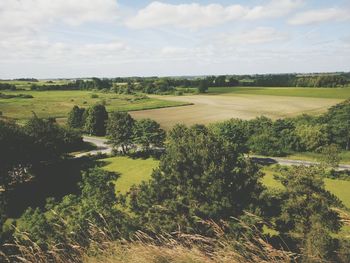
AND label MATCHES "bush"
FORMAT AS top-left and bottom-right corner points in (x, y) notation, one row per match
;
(91, 94), (99, 99)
